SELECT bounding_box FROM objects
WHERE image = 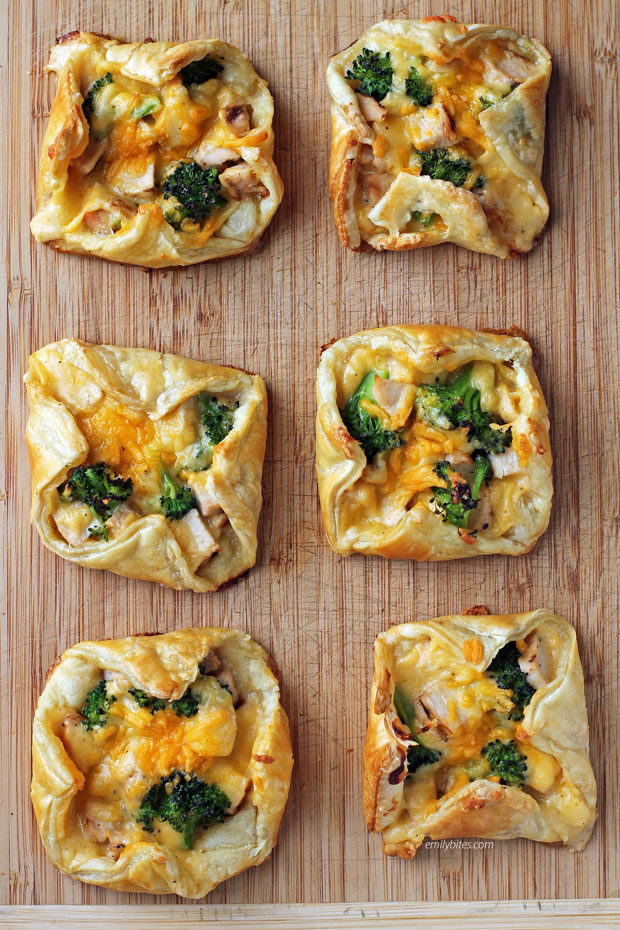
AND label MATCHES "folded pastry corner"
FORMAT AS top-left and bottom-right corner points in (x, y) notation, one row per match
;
(327, 17), (551, 257)
(316, 325), (552, 560)
(364, 611), (597, 857)
(31, 32), (283, 266)
(31, 628), (293, 896)
(25, 339), (267, 591)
